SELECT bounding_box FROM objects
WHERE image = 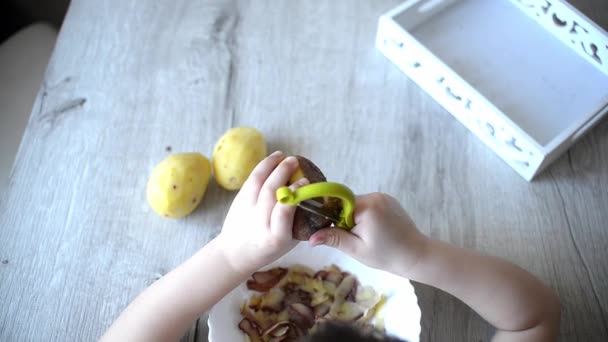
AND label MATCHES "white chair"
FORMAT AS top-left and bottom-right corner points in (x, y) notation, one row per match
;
(0, 23), (57, 193)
